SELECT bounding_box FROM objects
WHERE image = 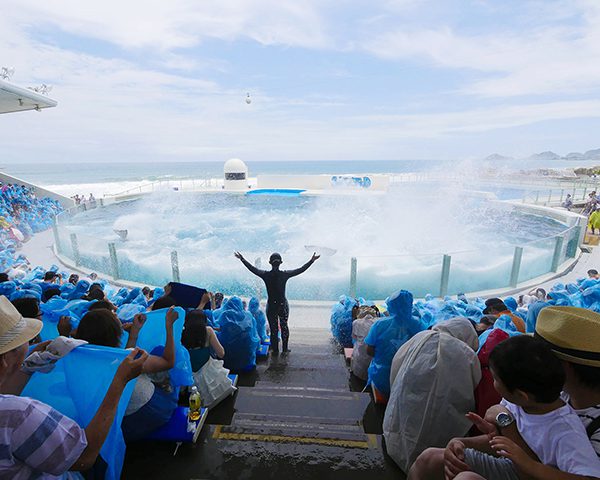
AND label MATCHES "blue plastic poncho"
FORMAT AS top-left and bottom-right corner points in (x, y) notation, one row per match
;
(365, 290), (423, 396)
(217, 296), (260, 371)
(478, 314), (522, 352)
(66, 279), (90, 300)
(248, 297), (268, 343)
(23, 344), (136, 480)
(330, 295), (357, 347)
(117, 303), (146, 323)
(135, 307), (193, 388)
(525, 301), (551, 333)
(0, 281), (17, 297)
